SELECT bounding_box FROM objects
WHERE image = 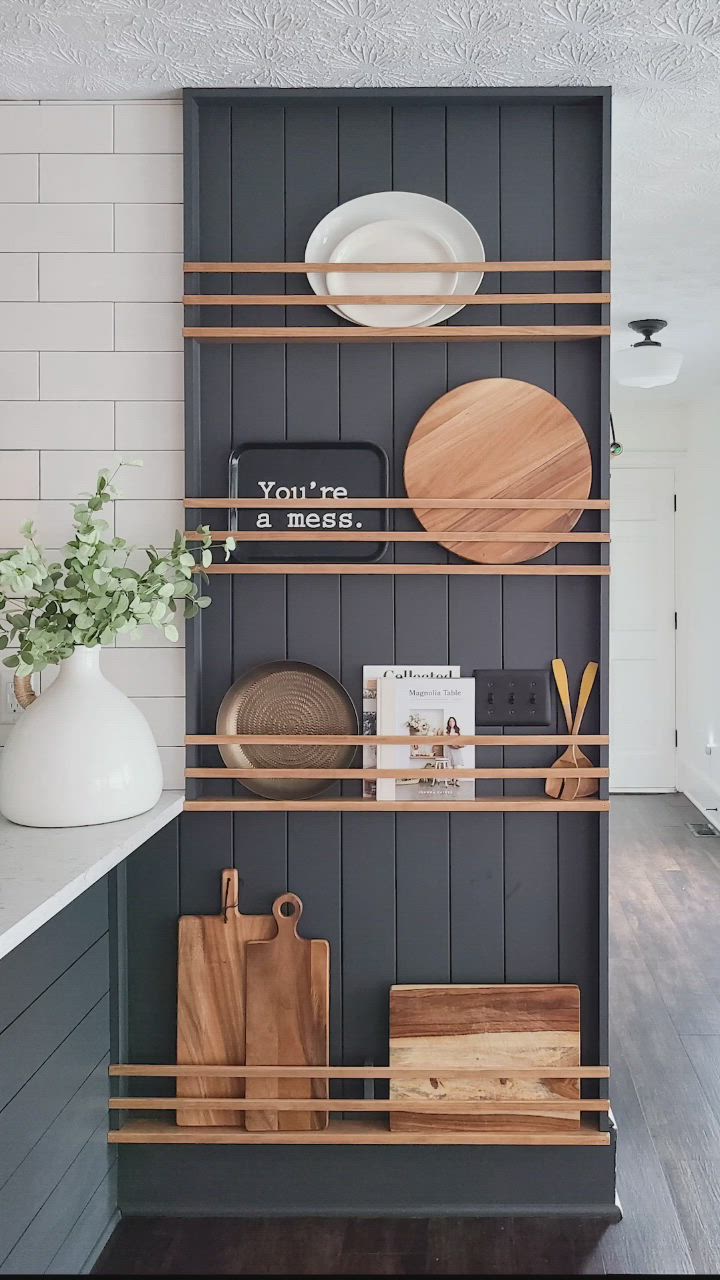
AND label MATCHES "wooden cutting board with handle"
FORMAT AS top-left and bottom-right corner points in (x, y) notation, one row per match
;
(245, 892), (330, 1132)
(403, 378), (592, 564)
(176, 868), (276, 1126)
(389, 984), (581, 1133)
